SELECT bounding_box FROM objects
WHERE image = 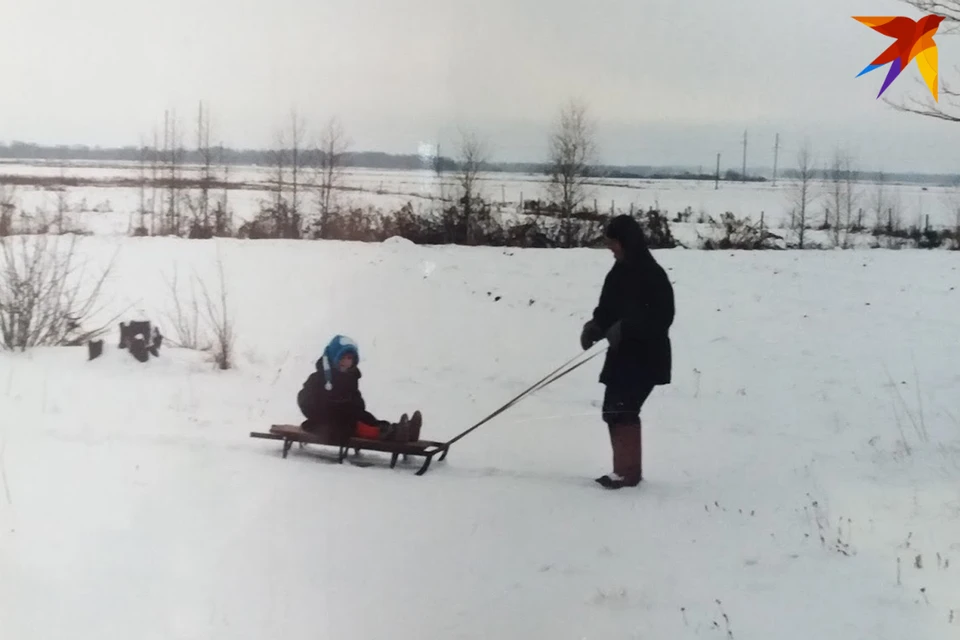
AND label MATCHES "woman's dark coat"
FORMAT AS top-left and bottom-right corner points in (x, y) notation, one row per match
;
(587, 215), (674, 387)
